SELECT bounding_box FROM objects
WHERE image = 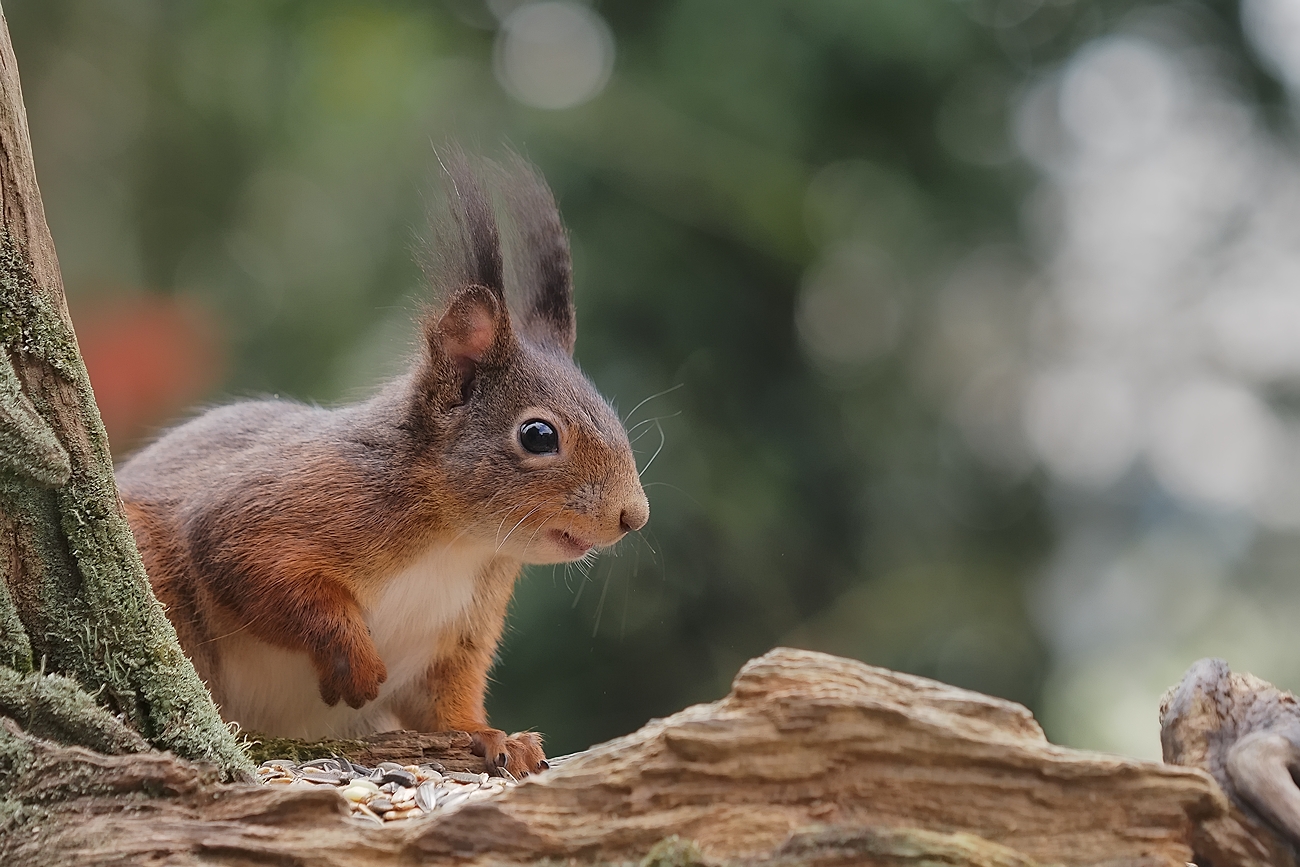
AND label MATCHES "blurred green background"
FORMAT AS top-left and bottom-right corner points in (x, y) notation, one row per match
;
(11, 0), (1300, 759)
